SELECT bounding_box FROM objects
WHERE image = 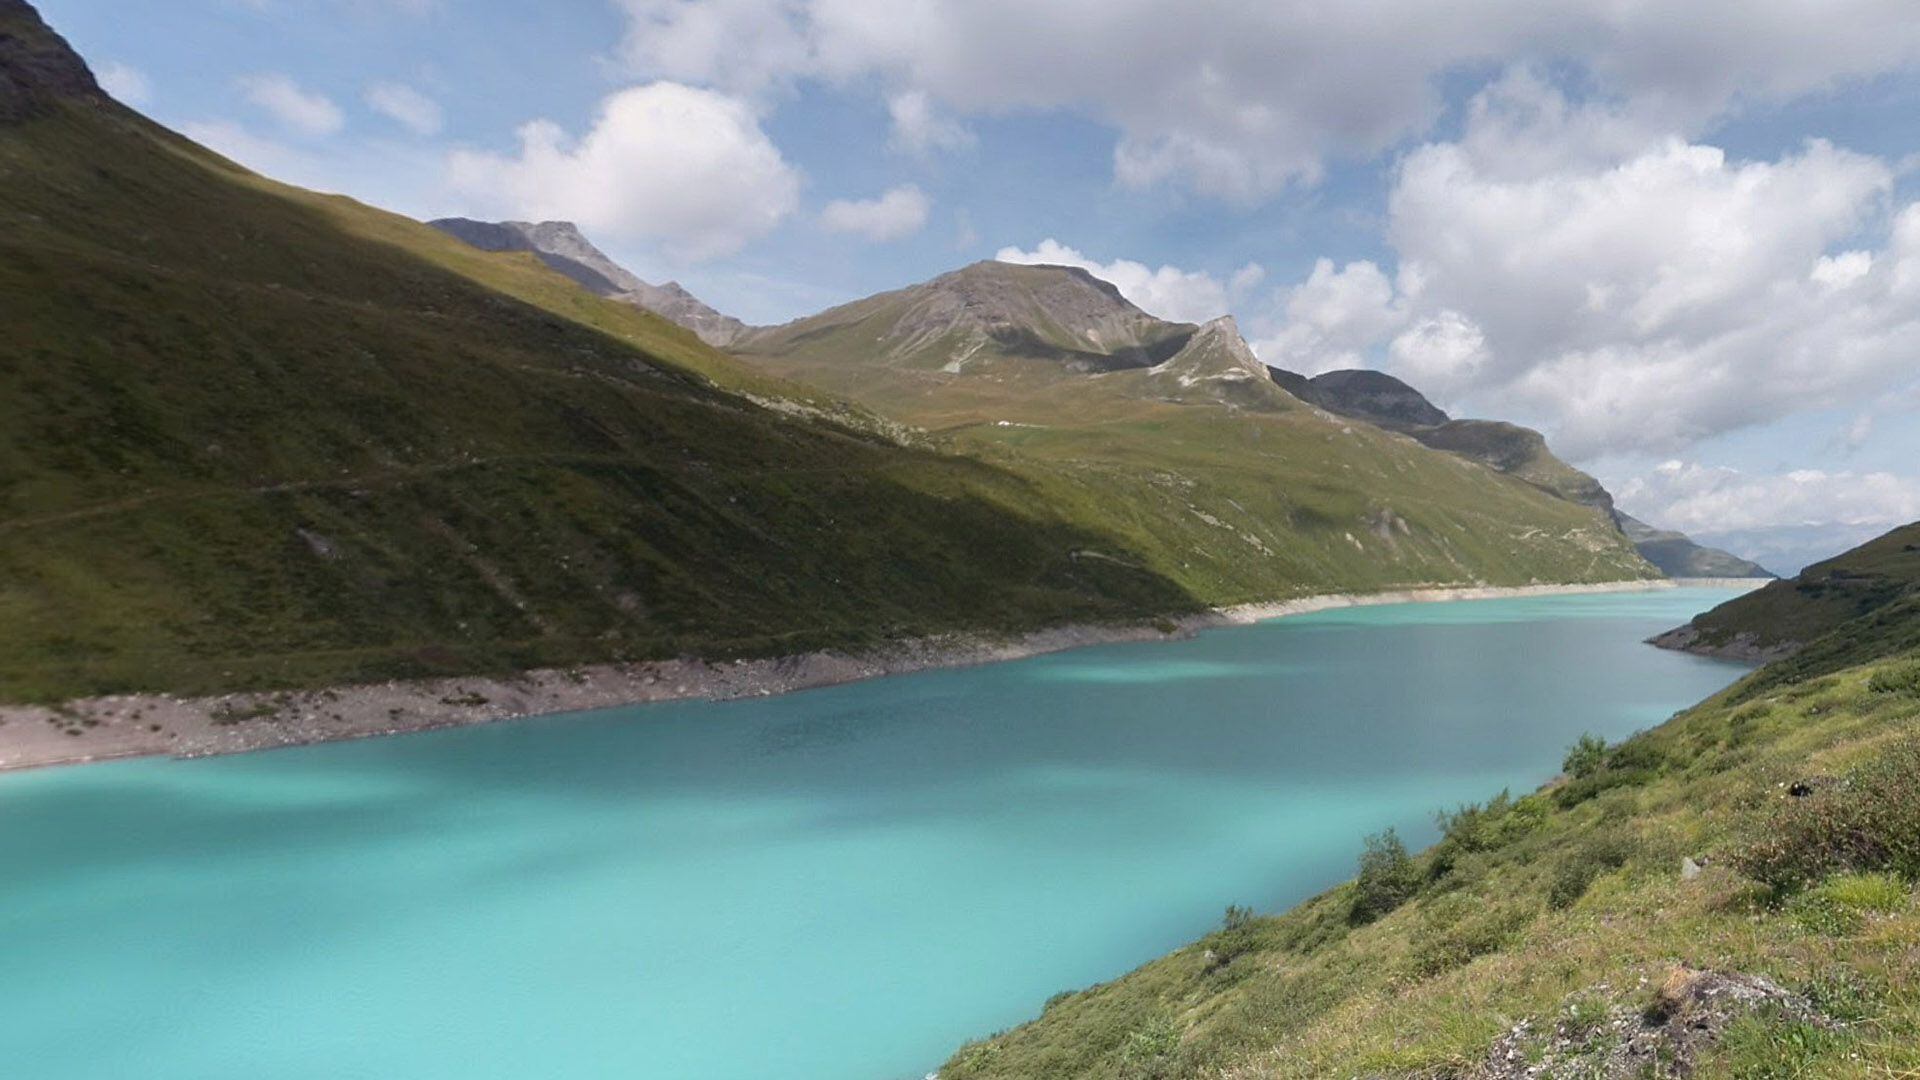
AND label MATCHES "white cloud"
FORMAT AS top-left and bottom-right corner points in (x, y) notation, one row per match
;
(97, 61), (151, 106)
(994, 240), (1259, 325)
(237, 73), (345, 137)
(886, 90), (973, 156)
(446, 82), (801, 261)
(1254, 73), (1920, 458)
(364, 81), (443, 136)
(819, 184), (930, 242)
(1253, 258), (1405, 374)
(611, 0), (1920, 200)
(1615, 461), (1920, 537)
